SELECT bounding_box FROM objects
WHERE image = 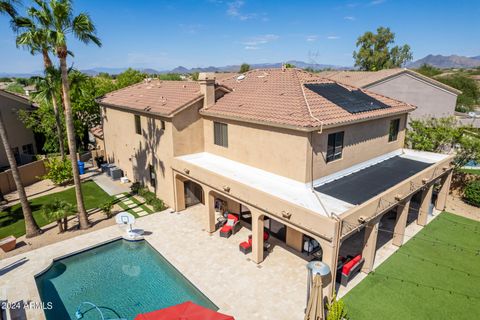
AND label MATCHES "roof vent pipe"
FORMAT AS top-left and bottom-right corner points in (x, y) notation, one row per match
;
(198, 72), (216, 109)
